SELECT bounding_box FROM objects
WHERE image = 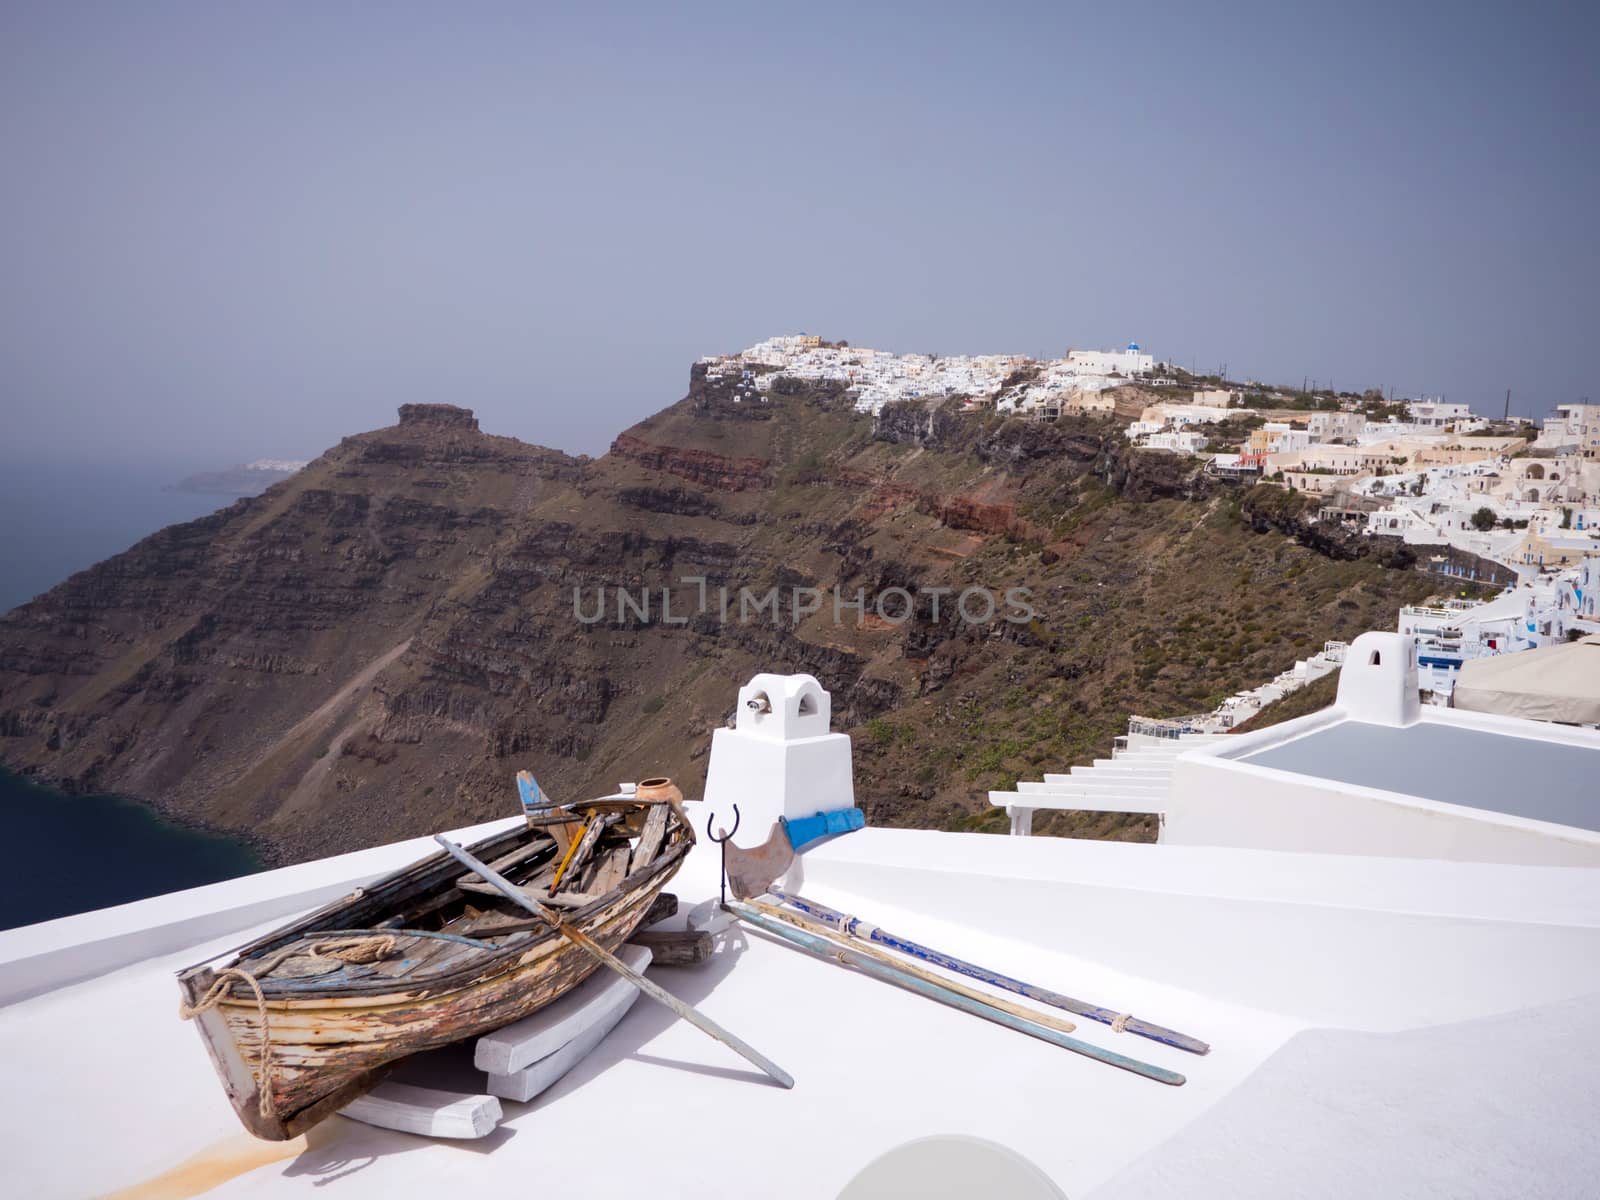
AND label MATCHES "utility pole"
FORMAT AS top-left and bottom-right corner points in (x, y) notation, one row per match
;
(1504, 389), (1511, 422)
